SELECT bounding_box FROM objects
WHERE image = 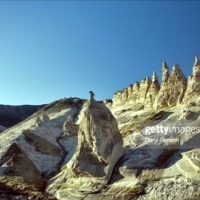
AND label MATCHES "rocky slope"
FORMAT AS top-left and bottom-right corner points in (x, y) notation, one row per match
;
(1, 57), (200, 199)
